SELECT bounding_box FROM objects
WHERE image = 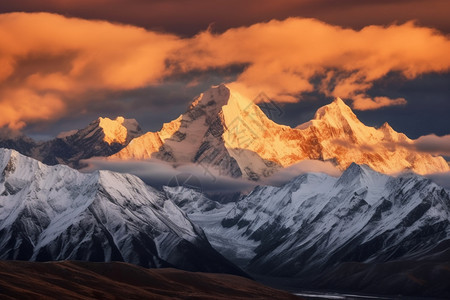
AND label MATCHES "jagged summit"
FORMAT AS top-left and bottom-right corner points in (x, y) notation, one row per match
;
(336, 162), (386, 188)
(0, 116), (143, 169)
(189, 84), (232, 110)
(110, 84), (449, 179)
(316, 97), (350, 114)
(112, 84), (278, 180)
(97, 116), (141, 145)
(212, 161), (450, 278)
(2, 84), (445, 177)
(56, 116), (142, 146)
